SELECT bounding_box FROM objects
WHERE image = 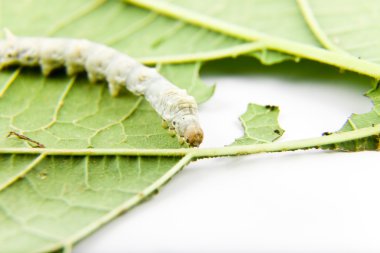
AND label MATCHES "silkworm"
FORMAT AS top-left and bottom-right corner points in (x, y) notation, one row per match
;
(0, 29), (203, 147)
